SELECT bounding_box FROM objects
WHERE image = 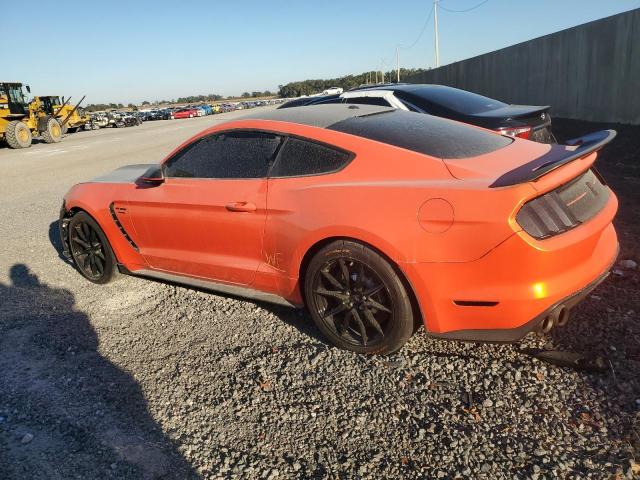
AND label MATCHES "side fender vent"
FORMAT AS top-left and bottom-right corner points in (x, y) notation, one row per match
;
(109, 203), (139, 251)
